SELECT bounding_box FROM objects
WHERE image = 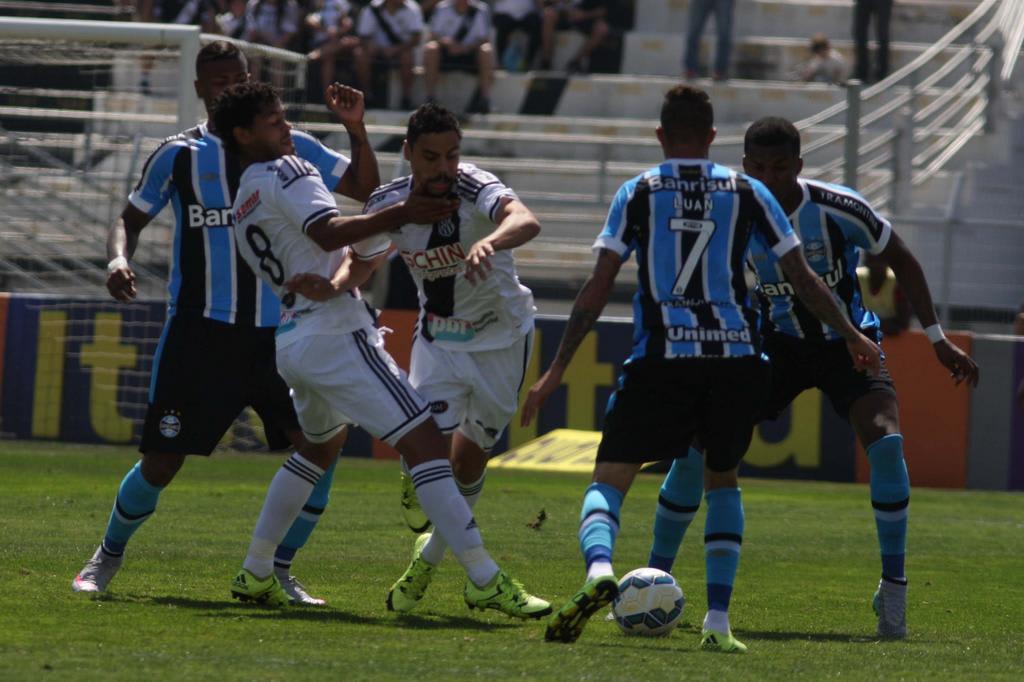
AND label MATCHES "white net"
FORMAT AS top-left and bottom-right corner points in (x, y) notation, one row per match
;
(0, 22), (310, 450)
(0, 25), (308, 297)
